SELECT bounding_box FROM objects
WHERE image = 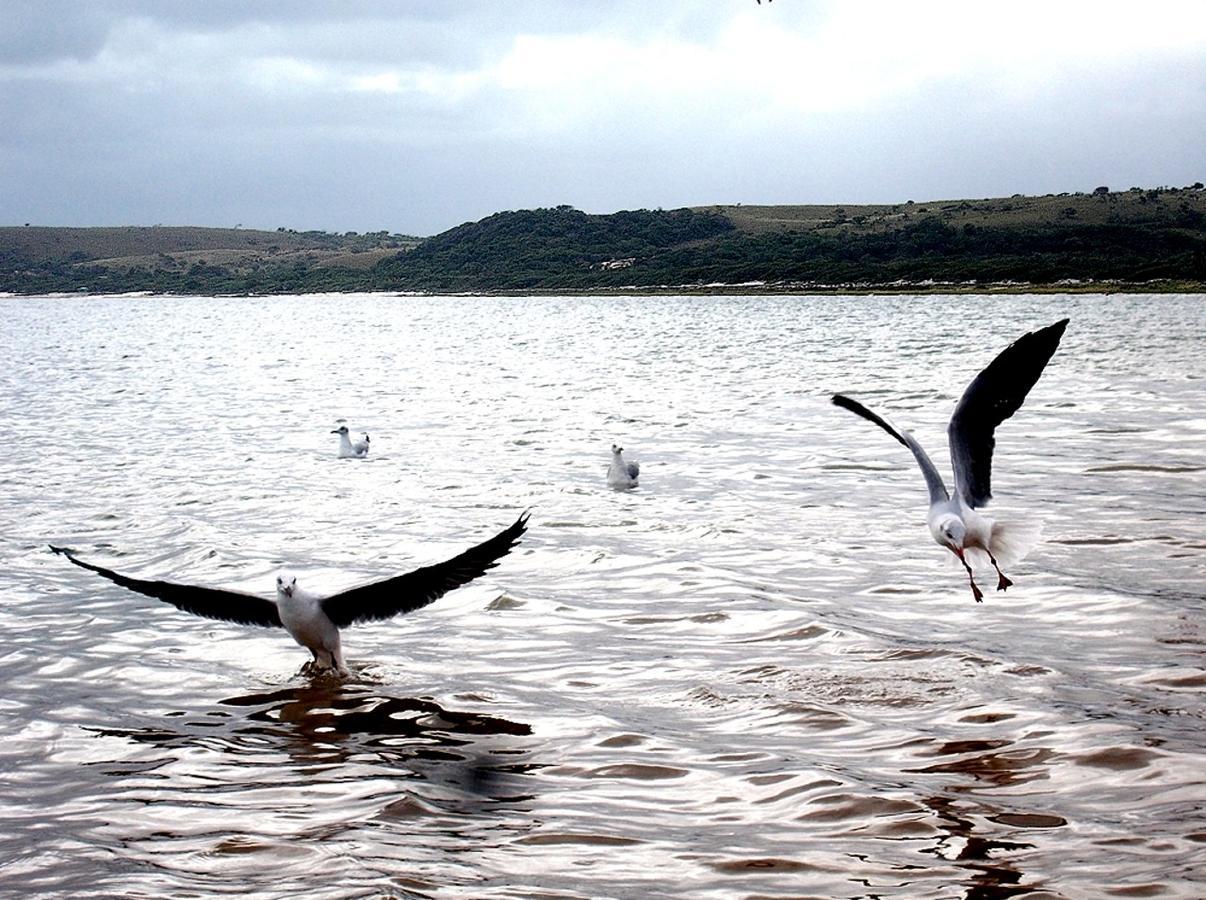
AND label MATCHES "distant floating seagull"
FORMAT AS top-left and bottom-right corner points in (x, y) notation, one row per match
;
(50, 512), (529, 673)
(832, 319), (1069, 602)
(332, 425), (370, 458)
(607, 444), (640, 490)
